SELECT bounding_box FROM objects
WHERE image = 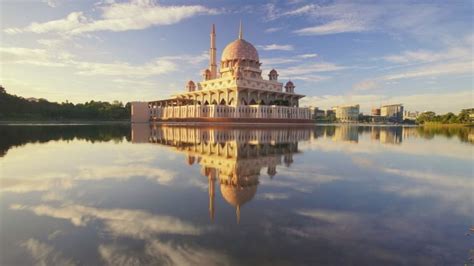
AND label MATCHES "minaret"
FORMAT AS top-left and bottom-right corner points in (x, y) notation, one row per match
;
(238, 20), (243, 40)
(208, 171), (216, 222)
(209, 24), (217, 79)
